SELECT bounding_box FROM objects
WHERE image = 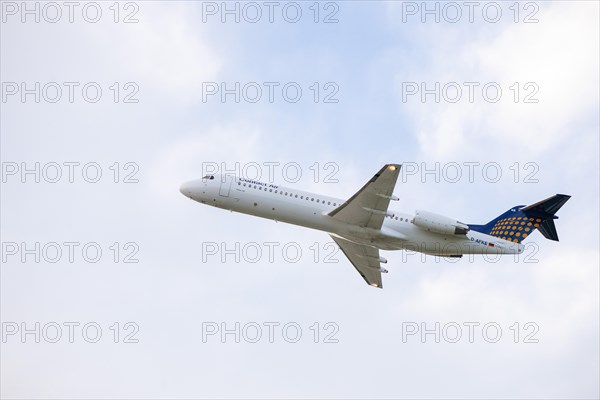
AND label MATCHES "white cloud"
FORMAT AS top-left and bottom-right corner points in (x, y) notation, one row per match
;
(392, 1), (599, 161)
(85, 3), (223, 103)
(2, 1), (598, 398)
